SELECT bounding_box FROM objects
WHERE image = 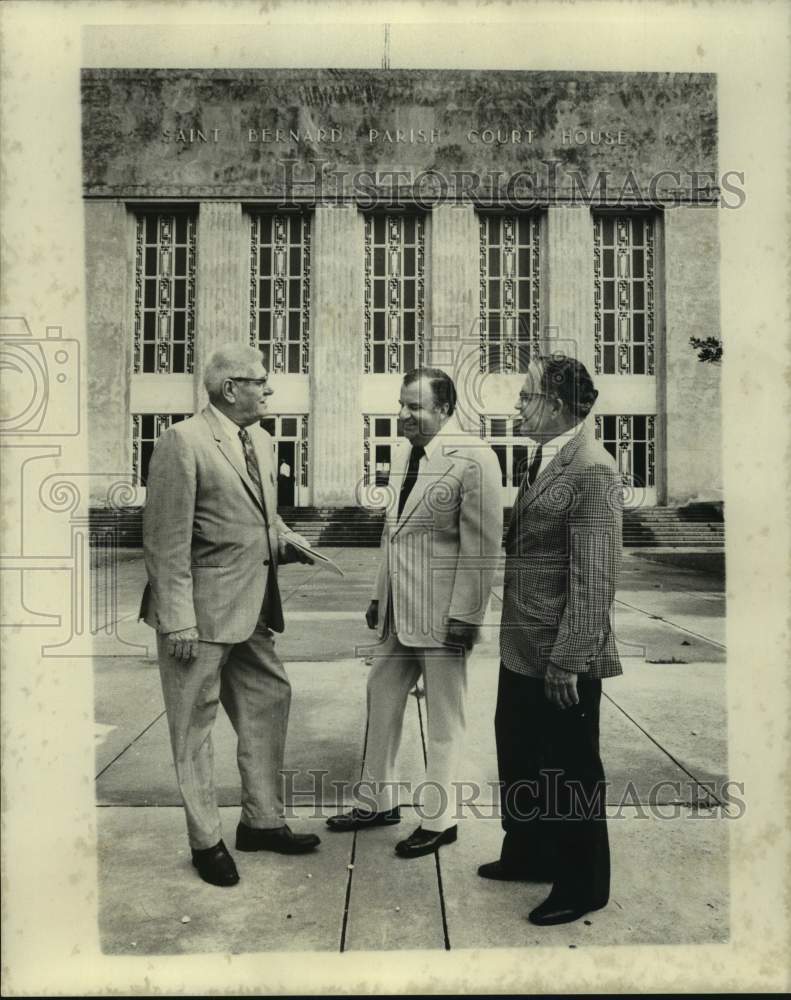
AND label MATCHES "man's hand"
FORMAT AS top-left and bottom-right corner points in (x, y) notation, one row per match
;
(280, 530), (314, 564)
(444, 618), (479, 653)
(365, 600), (379, 630)
(166, 626), (200, 663)
(544, 660), (579, 709)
